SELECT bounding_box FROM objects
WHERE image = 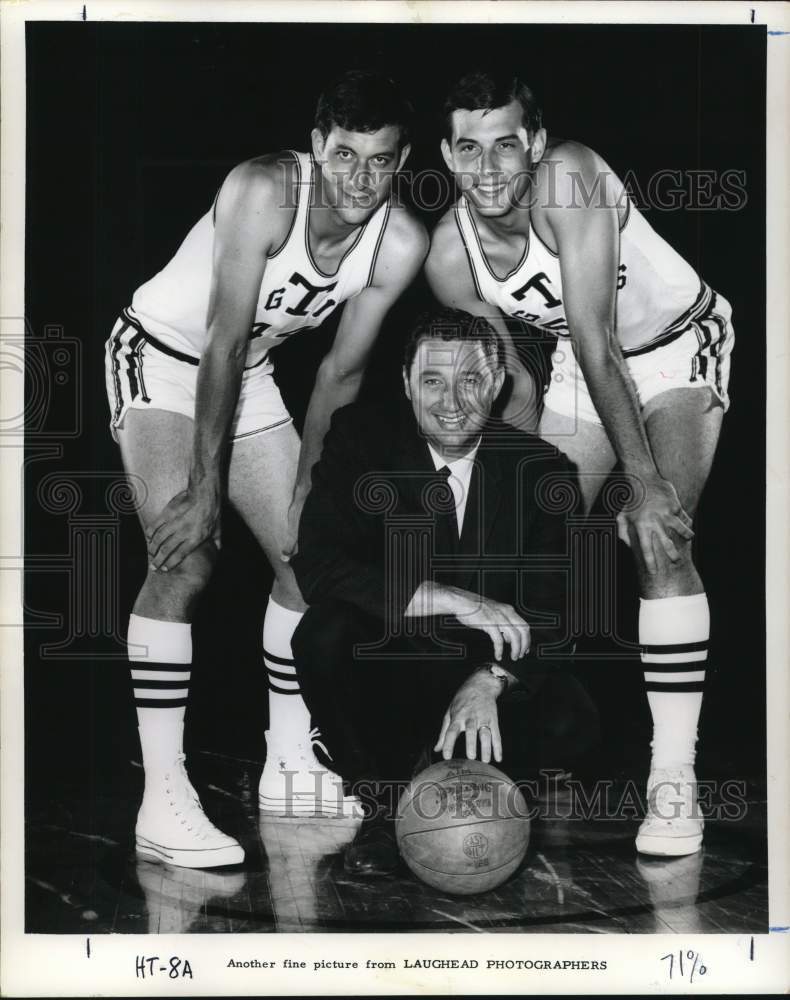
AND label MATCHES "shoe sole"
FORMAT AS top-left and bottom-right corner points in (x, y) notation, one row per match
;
(136, 835), (245, 868)
(343, 862), (398, 876)
(635, 832), (703, 857)
(258, 794), (362, 819)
